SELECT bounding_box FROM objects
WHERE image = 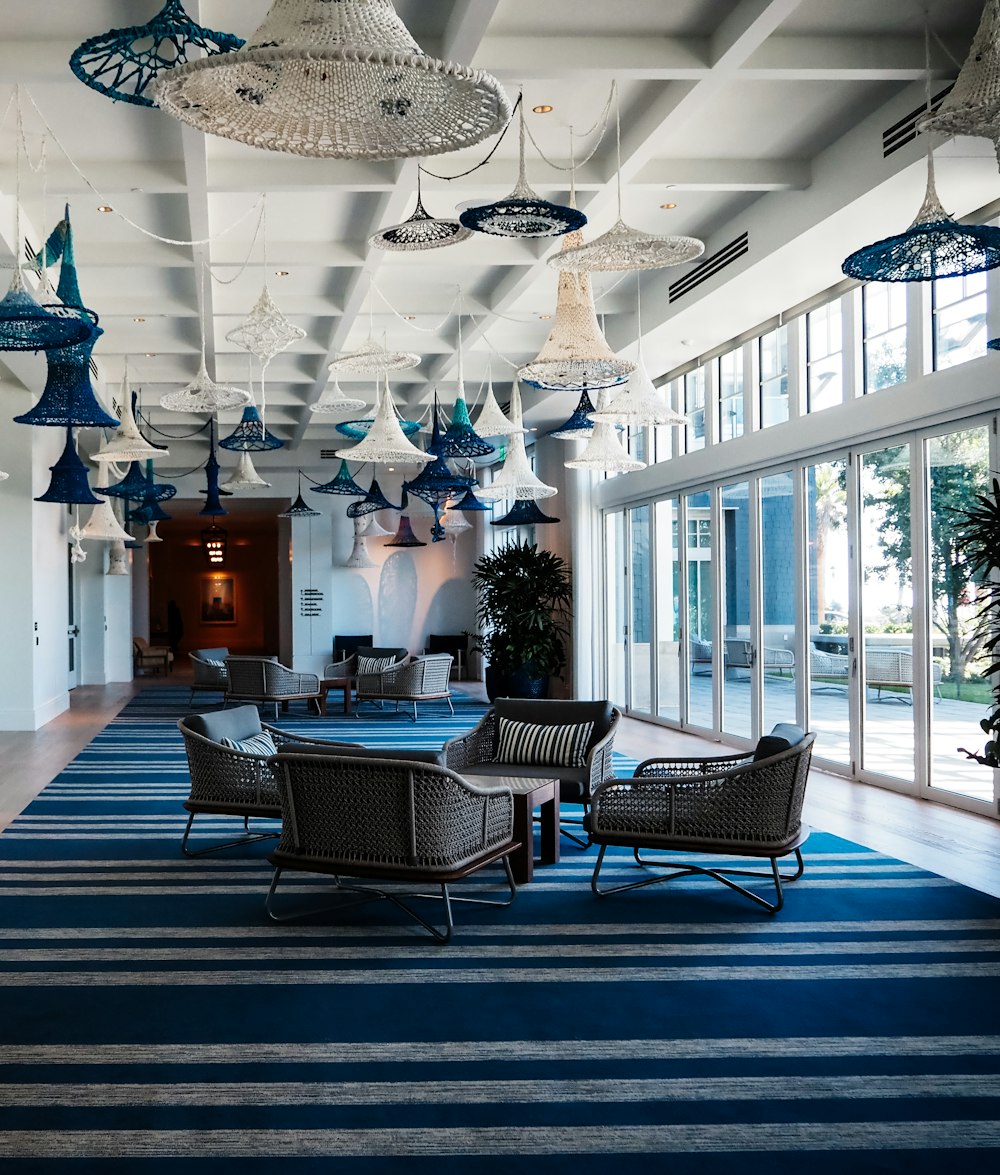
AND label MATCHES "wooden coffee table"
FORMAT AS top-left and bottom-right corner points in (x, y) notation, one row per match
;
(465, 774), (559, 885)
(317, 676), (355, 716)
